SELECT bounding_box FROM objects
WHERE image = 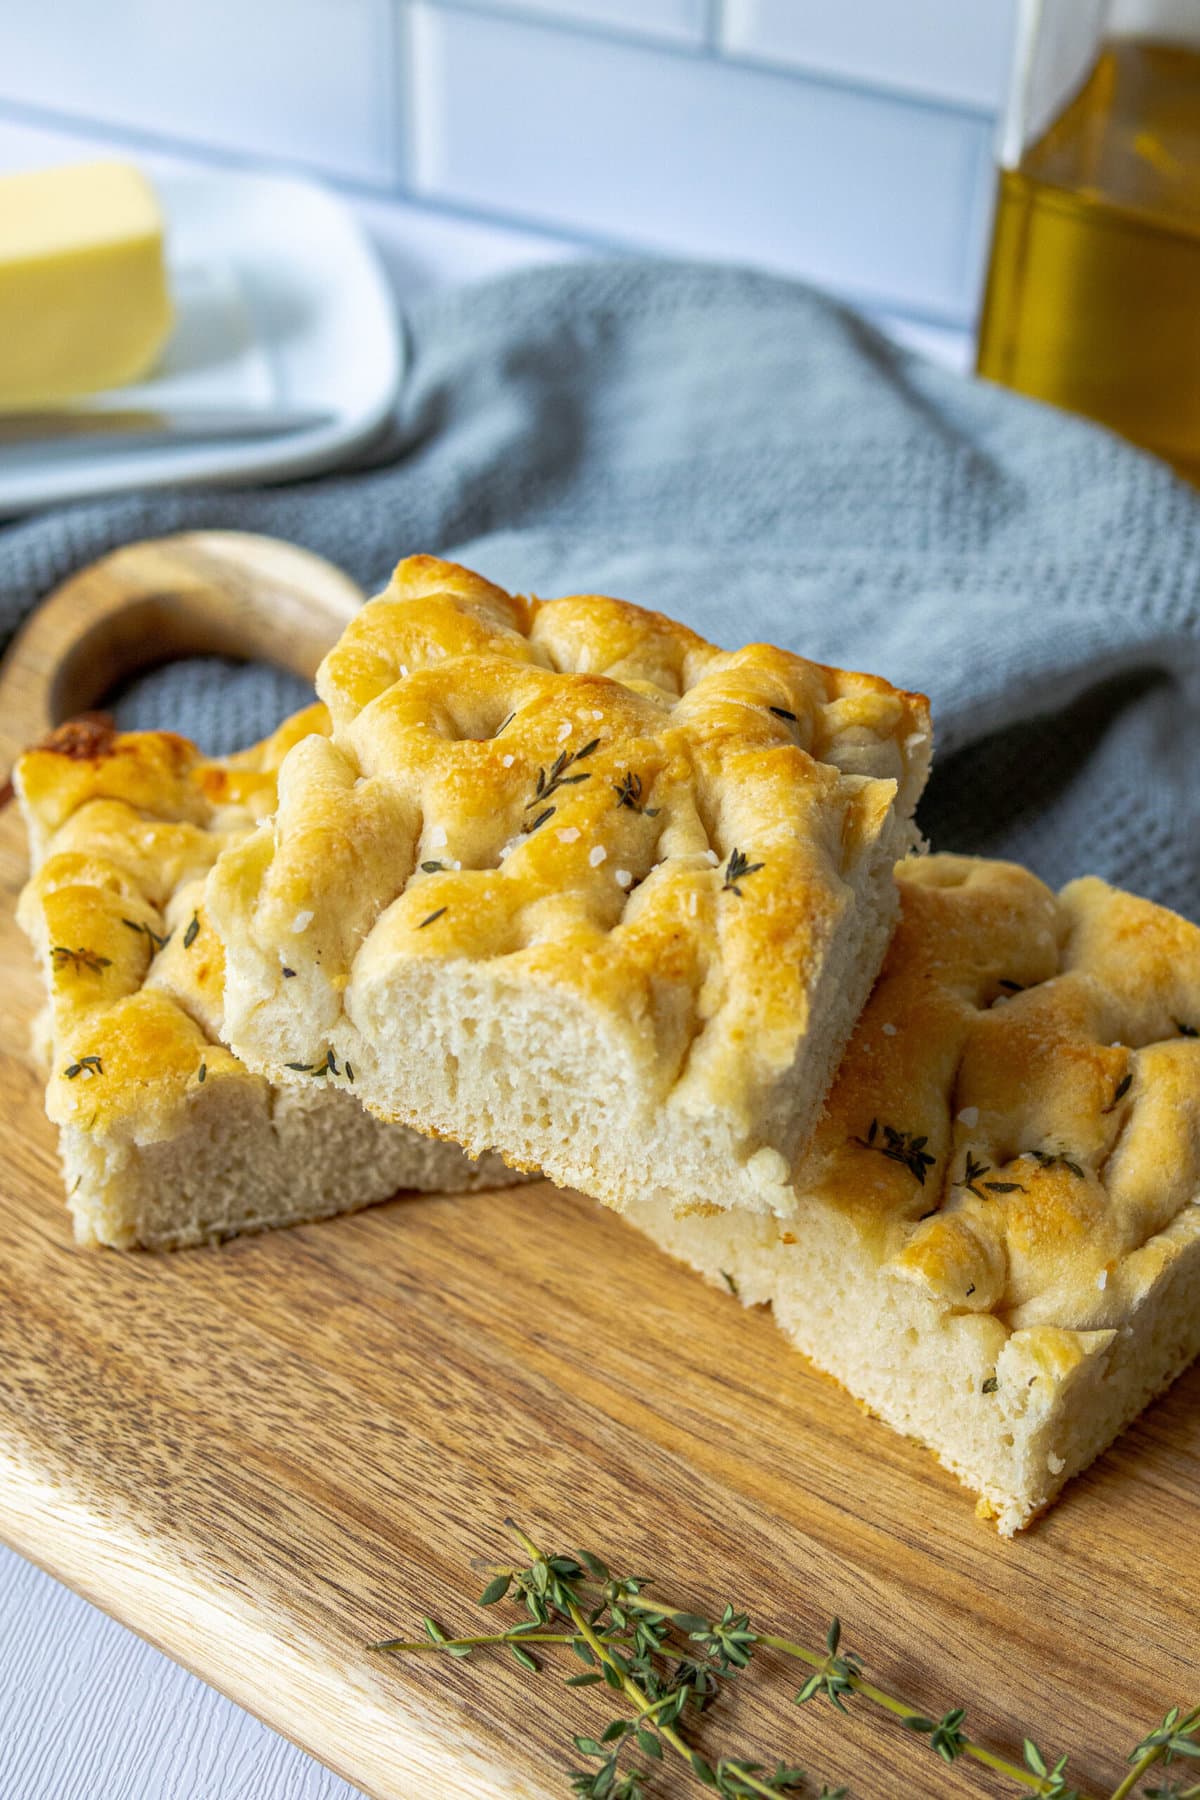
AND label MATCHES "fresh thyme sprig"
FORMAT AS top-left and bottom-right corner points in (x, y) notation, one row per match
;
(851, 1119), (937, 1185)
(1115, 1706), (1200, 1800)
(373, 1523), (1197, 1799)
